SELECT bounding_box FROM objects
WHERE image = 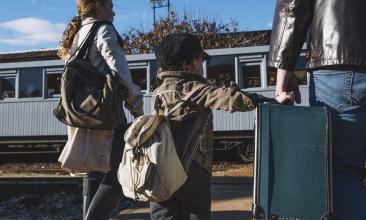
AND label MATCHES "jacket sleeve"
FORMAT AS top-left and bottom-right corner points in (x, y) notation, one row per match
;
(193, 83), (275, 113)
(96, 25), (143, 116)
(268, 0), (315, 70)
